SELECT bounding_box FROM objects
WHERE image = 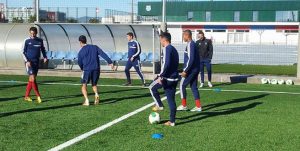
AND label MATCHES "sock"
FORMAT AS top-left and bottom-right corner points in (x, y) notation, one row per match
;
(196, 99), (201, 108)
(181, 98), (187, 107)
(25, 81), (32, 97)
(32, 81), (41, 97)
(95, 92), (99, 97)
